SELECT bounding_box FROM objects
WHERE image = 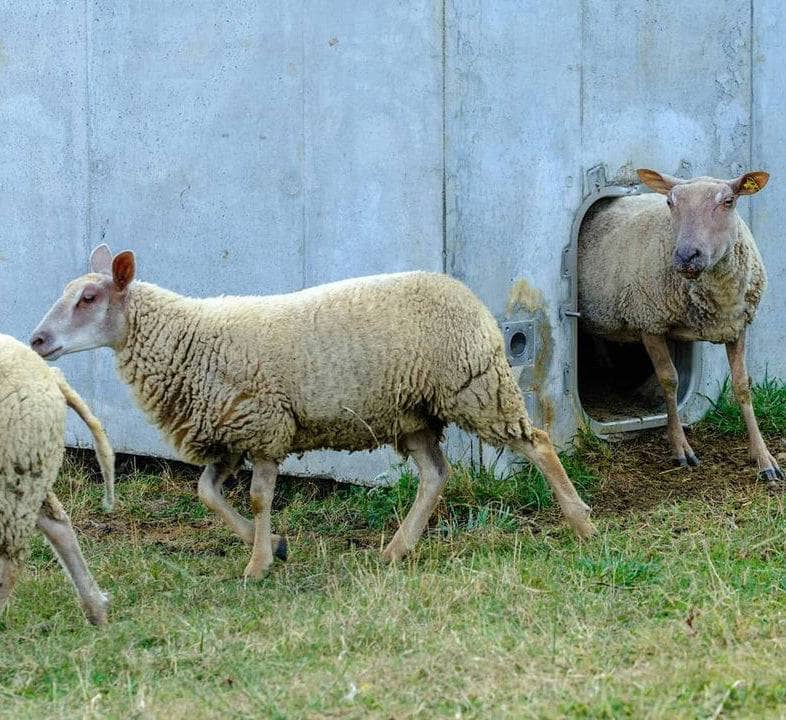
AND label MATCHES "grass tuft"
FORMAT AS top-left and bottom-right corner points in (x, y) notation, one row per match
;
(702, 375), (786, 436)
(577, 551), (660, 589)
(277, 449), (600, 539)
